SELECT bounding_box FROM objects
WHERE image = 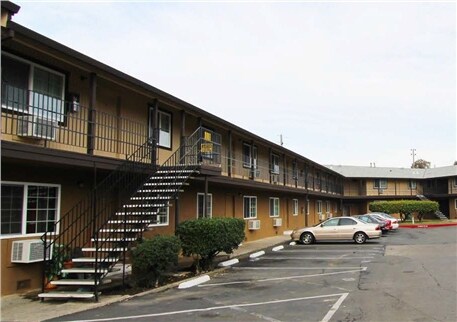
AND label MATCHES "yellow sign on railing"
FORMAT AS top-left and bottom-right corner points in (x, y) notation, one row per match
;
(201, 143), (213, 153)
(204, 131), (212, 141)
